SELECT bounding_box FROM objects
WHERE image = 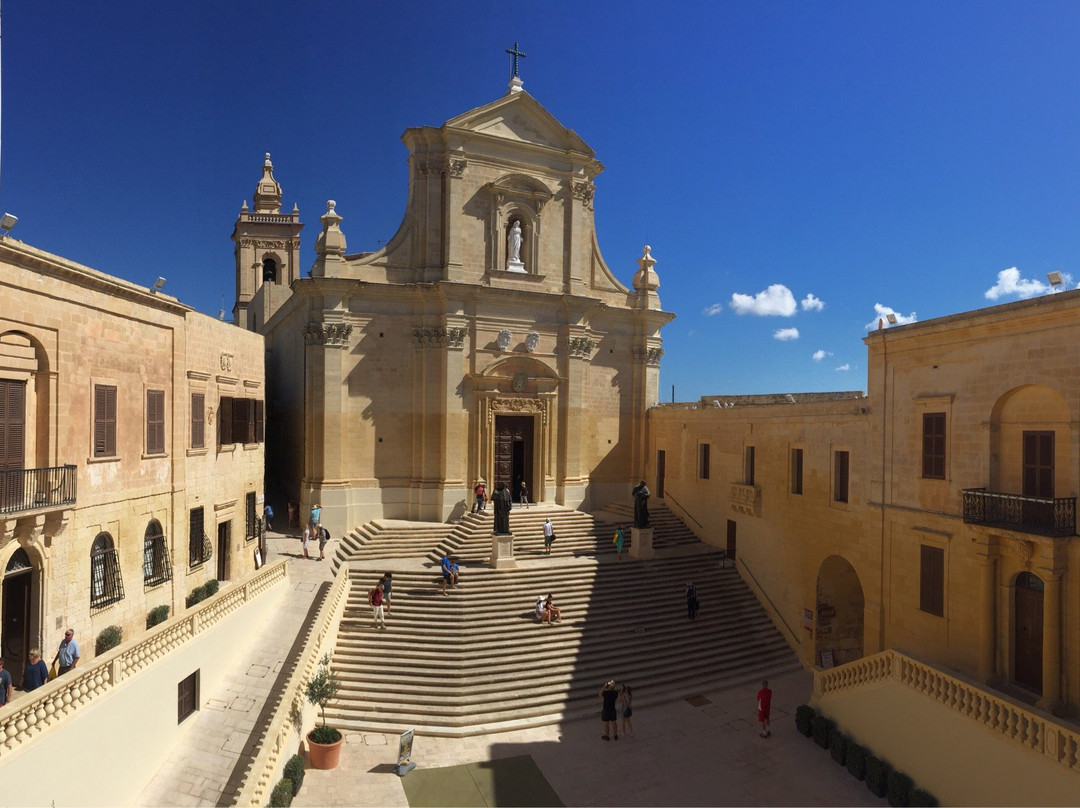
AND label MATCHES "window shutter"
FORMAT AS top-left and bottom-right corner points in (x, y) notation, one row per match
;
(147, 390), (165, 455)
(191, 393), (205, 449)
(219, 397), (232, 445)
(254, 400), (264, 443)
(233, 398), (249, 444)
(94, 385), (117, 457)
